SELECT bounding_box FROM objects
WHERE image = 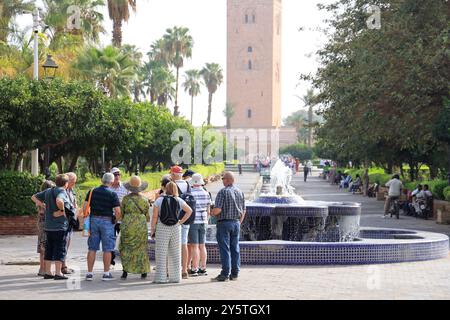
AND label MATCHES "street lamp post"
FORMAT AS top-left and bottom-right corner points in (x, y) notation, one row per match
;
(23, 7), (47, 176)
(42, 54), (59, 179)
